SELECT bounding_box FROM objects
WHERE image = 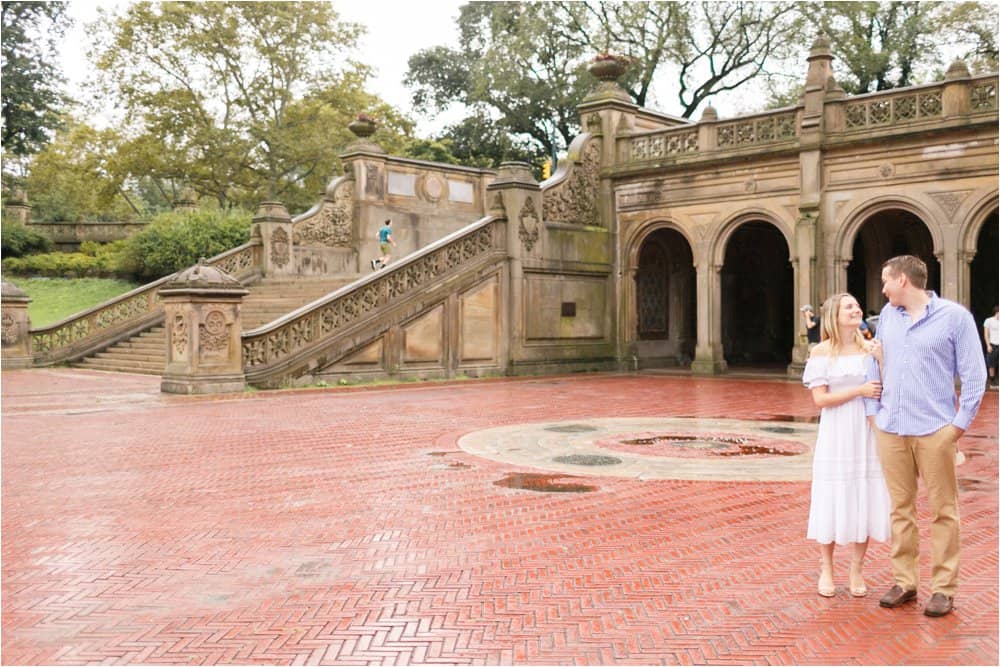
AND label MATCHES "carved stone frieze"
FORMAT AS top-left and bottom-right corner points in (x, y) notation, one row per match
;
(171, 313), (187, 357)
(1, 312), (18, 346)
(293, 182), (355, 247)
(543, 141), (602, 226)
